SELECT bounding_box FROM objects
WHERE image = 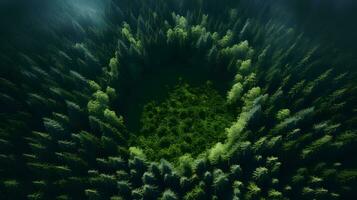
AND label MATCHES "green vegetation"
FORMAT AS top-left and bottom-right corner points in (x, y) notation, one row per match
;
(133, 82), (233, 162)
(0, 0), (356, 200)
